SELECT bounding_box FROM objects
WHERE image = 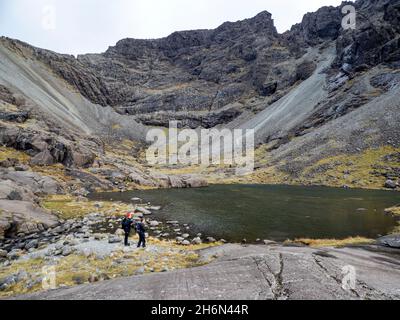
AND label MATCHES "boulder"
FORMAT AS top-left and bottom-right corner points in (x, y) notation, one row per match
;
(62, 247), (75, 256)
(0, 111), (29, 123)
(377, 234), (400, 249)
(384, 180), (397, 189)
(64, 145), (95, 168)
(108, 235), (122, 244)
(25, 239), (39, 250)
(0, 249), (8, 258)
(206, 237), (217, 243)
(136, 207), (152, 215)
(6, 249), (23, 260)
(0, 275), (17, 290)
(128, 173), (156, 187)
(149, 221), (160, 227)
(192, 237), (202, 245)
(167, 175), (208, 189)
(0, 200), (59, 237)
(258, 81), (277, 97)
(182, 175), (208, 188)
(0, 213), (12, 240)
(30, 149), (55, 166)
(263, 240), (276, 246)
(115, 229), (125, 237)
(0, 180), (35, 201)
(14, 164), (30, 171)
(1, 170), (62, 195)
(168, 176), (186, 188)
(0, 158), (19, 168)
(149, 206), (161, 211)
